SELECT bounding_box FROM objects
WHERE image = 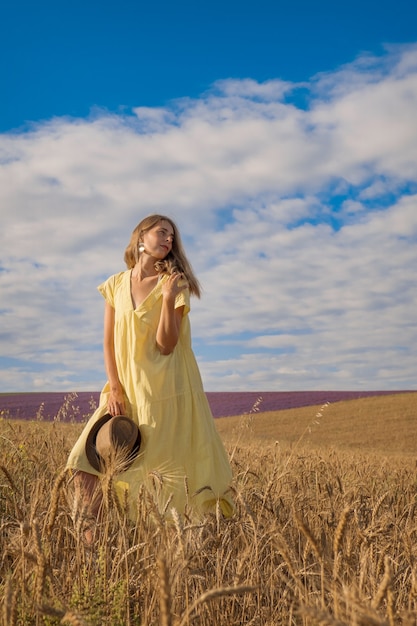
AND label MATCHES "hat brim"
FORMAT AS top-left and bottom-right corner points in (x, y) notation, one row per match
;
(85, 413), (141, 472)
